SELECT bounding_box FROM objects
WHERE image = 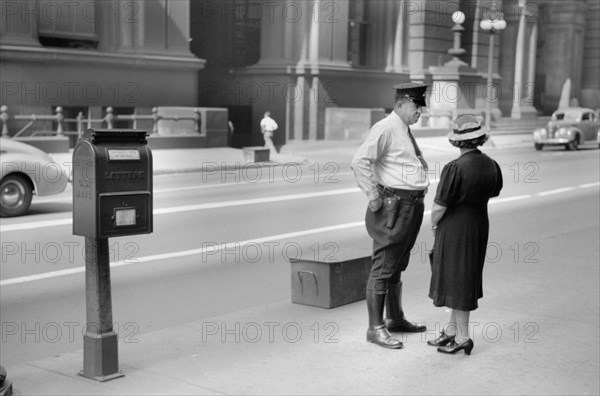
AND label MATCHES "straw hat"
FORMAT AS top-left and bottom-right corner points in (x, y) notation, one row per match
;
(447, 114), (489, 141)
